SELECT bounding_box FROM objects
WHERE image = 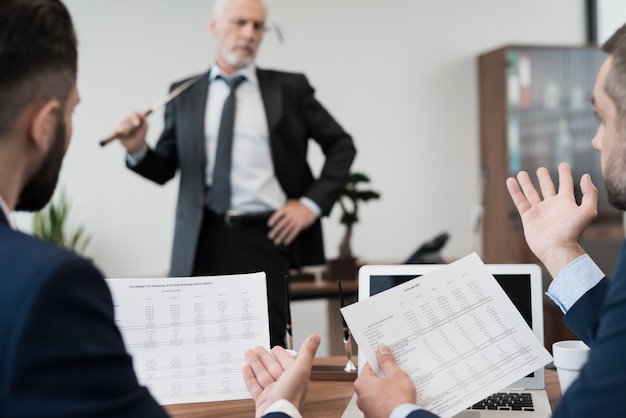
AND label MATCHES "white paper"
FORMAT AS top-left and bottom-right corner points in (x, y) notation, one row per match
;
(341, 253), (552, 418)
(105, 272), (269, 405)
